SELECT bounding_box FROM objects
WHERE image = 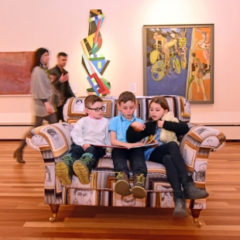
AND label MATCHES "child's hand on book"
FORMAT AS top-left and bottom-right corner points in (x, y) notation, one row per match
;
(145, 134), (156, 144)
(151, 140), (158, 146)
(124, 142), (144, 149)
(131, 122), (145, 132)
(131, 142), (145, 148)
